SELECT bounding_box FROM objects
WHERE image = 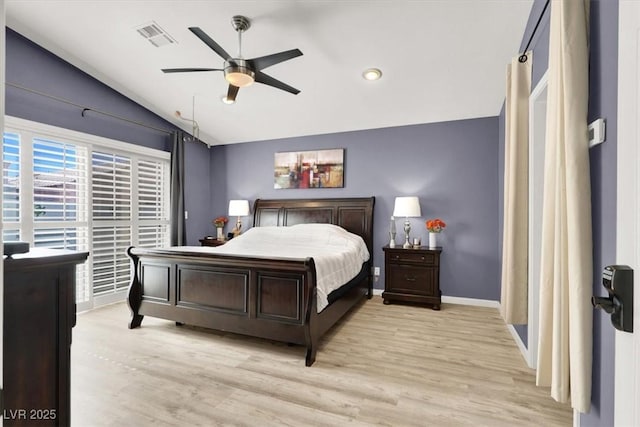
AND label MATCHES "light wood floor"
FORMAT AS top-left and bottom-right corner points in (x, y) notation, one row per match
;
(71, 297), (572, 426)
